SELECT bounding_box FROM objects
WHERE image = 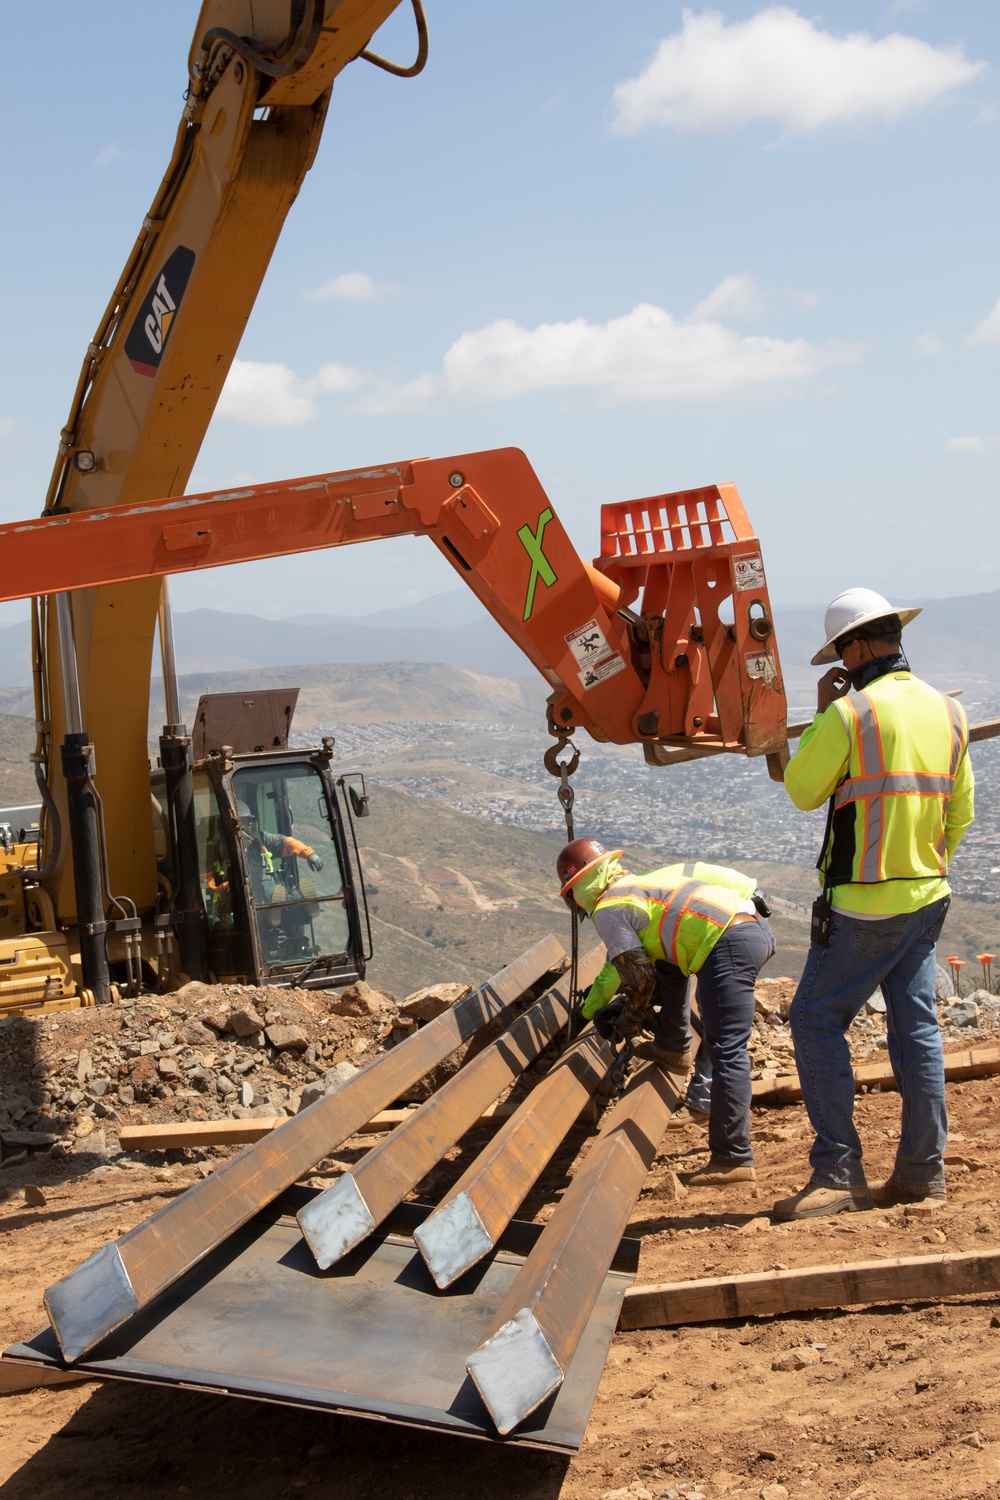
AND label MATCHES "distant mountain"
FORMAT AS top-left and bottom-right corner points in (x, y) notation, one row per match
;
(0, 586), (995, 702)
